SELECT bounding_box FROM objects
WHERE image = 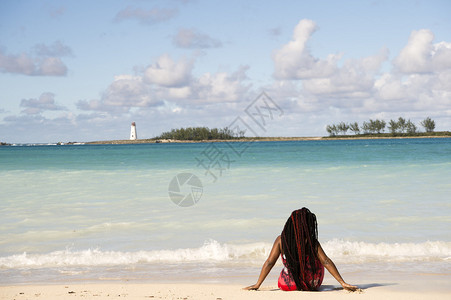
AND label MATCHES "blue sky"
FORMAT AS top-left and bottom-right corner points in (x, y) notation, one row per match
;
(1, 0), (450, 143)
